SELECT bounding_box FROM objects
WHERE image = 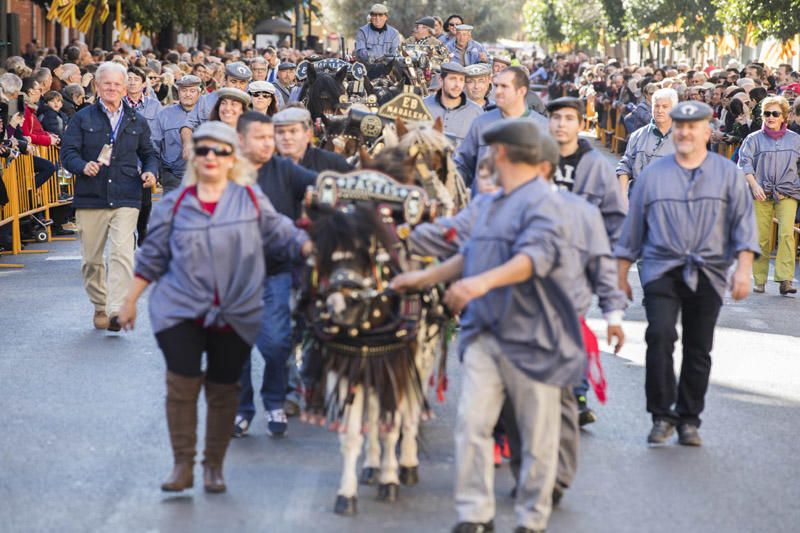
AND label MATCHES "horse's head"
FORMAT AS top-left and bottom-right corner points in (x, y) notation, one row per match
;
(307, 204), (399, 333)
(305, 64), (349, 121)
